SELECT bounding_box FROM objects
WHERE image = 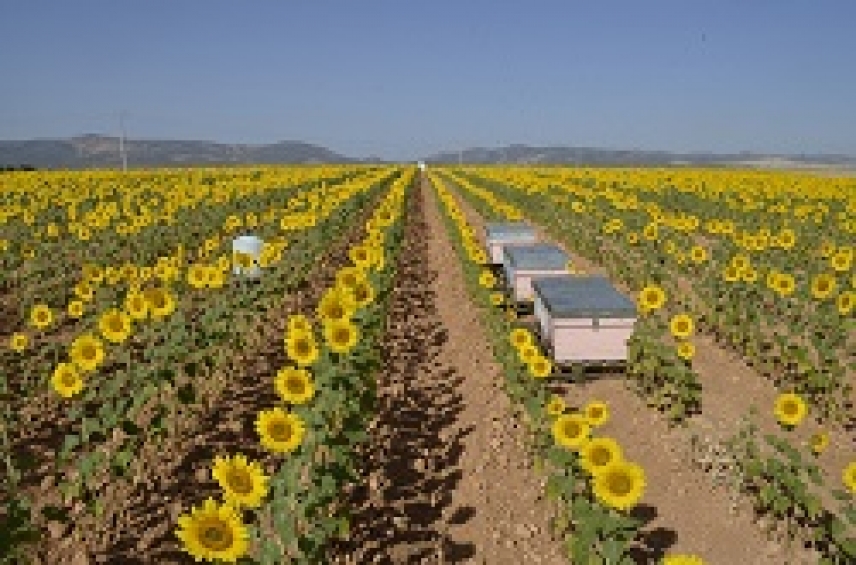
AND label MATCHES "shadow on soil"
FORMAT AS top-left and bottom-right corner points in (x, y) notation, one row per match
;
(329, 179), (477, 564)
